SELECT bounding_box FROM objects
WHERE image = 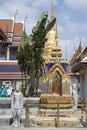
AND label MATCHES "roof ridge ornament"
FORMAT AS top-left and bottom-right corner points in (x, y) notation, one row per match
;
(51, 0), (54, 20)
